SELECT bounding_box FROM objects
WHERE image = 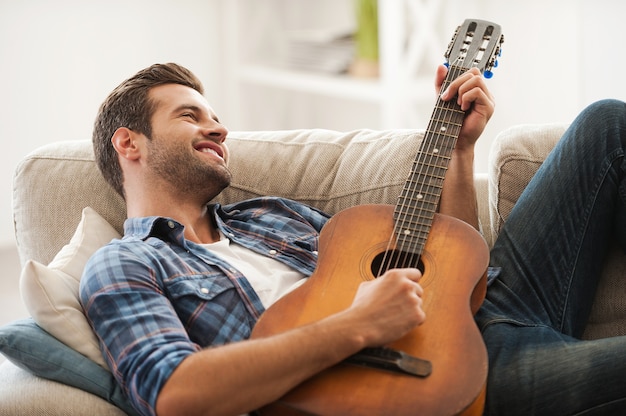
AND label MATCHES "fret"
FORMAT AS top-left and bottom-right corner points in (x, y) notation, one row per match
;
(409, 162), (450, 175)
(429, 114), (464, 125)
(423, 131), (461, 142)
(395, 209), (437, 231)
(397, 193), (440, 208)
(395, 209), (438, 227)
(396, 216), (437, 233)
(398, 188), (442, 200)
(396, 195), (439, 210)
(397, 192), (439, 206)
(401, 177), (446, 191)
(396, 228), (430, 251)
(412, 157), (450, 168)
(403, 176), (447, 191)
